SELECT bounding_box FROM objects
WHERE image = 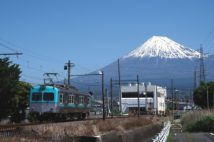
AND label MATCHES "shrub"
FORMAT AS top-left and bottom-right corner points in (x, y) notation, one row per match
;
(186, 116), (214, 132)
